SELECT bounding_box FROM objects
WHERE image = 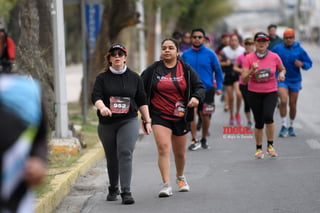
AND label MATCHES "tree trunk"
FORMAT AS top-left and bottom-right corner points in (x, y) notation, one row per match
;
(86, 0), (139, 107)
(11, 0), (55, 129)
